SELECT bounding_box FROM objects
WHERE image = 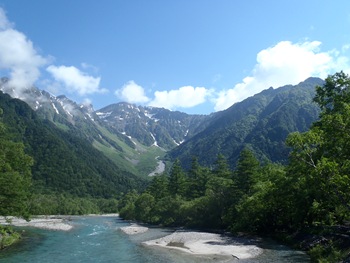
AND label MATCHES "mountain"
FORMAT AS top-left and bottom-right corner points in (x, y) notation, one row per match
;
(0, 78), (166, 177)
(0, 91), (145, 198)
(0, 76), (325, 174)
(96, 102), (209, 150)
(167, 77), (324, 168)
(0, 77), (215, 177)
